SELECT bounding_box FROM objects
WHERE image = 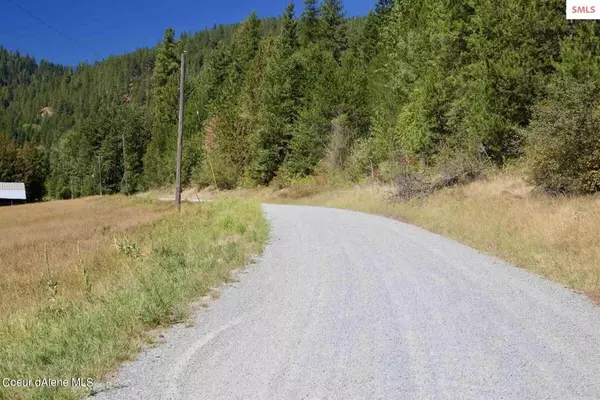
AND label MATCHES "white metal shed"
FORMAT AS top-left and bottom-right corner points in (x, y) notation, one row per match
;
(0, 182), (26, 200)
